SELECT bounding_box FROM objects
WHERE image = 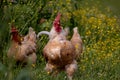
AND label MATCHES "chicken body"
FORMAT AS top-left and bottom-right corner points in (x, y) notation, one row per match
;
(71, 27), (83, 59)
(7, 27), (37, 65)
(44, 34), (75, 65)
(43, 33), (77, 80)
